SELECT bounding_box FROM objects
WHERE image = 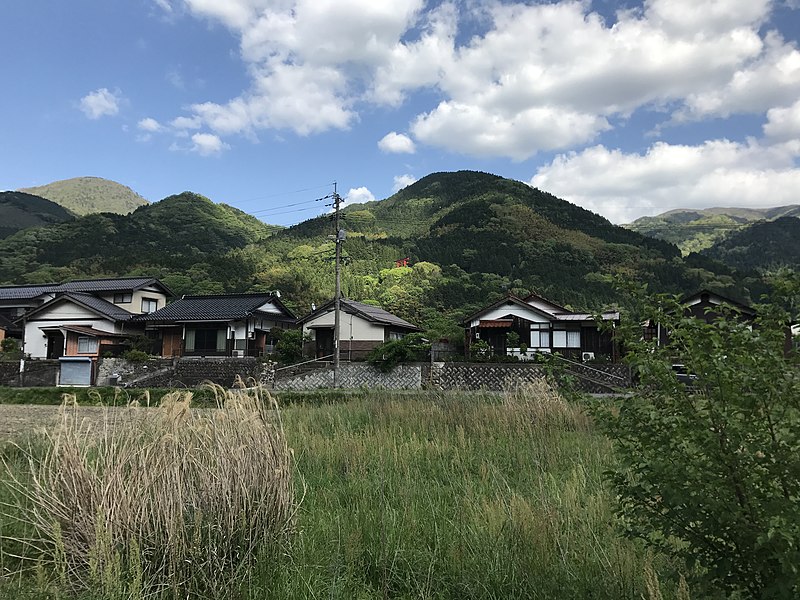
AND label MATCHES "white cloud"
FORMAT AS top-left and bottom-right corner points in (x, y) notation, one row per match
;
(378, 132), (415, 154)
(764, 99), (800, 141)
(171, 115), (202, 130)
(79, 88), (122, 119)
(392, 174), (417, 192)
(345, 186), (376, 204)
(531, 139), (800, 224)
(159, 0), (799, 161)
(190, 132), (230, 156)
(138, 117), (163, 132)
